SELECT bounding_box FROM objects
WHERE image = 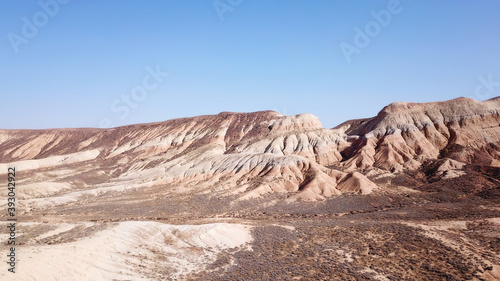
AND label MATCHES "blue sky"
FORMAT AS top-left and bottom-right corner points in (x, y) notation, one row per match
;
(1, 0), (499, 129)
